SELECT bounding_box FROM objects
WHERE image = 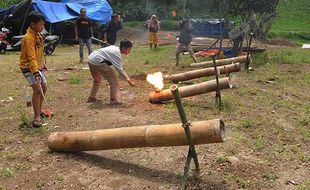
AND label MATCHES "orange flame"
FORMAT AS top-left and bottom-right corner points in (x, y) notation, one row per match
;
(146, 72), (164, 92)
